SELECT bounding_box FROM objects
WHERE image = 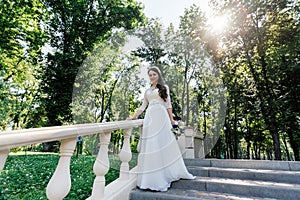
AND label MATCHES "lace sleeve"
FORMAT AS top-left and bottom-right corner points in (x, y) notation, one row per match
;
(165, 85), (172, 109)
(137, 89), (148, 112)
